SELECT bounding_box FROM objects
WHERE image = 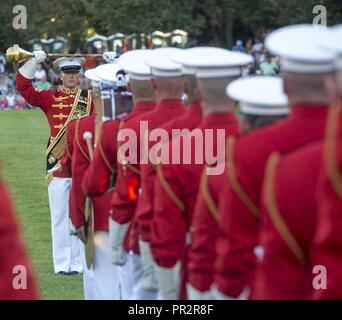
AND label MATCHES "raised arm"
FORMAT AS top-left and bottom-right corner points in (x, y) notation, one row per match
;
(15, 51), (50, 113)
